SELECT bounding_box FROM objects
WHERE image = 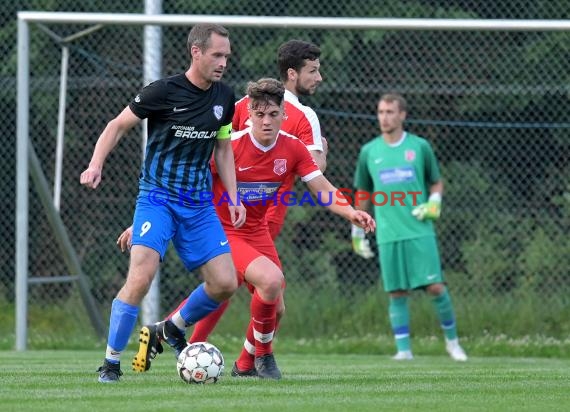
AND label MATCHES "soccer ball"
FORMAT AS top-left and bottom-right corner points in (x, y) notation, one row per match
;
(176, 342), (225, 384)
